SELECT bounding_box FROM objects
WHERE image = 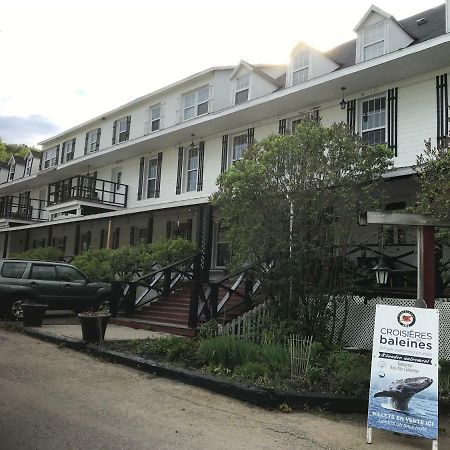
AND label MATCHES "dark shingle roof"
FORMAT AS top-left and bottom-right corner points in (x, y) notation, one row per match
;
(324, 4), (446, 69)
